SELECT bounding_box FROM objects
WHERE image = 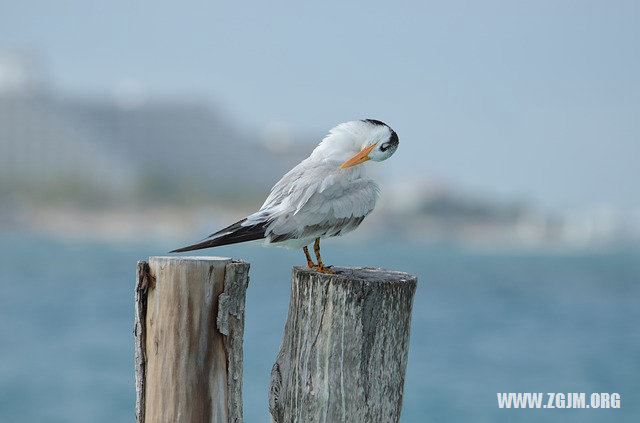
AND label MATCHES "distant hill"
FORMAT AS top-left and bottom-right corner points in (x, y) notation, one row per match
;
(0, 92), (312, 206)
